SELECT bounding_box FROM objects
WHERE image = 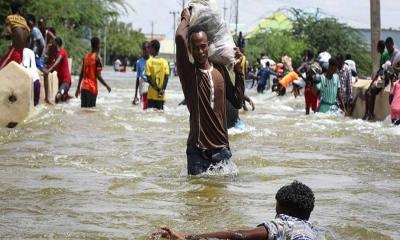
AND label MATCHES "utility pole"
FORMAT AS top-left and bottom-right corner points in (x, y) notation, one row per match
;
(223, 0), (228, 22)
(152, 21), (155, 39)
(370, 0), (381, 75)
(235, 0), (239, 36)
(170, 11), (178, 61)
(103, 25), (107, 65)
(182, 0), (185, 10)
